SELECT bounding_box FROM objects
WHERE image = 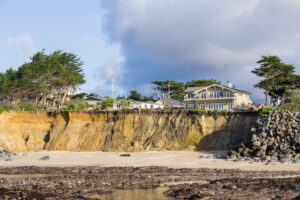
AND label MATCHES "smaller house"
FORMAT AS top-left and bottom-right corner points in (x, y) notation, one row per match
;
(132, 101), (164, 109)
(84, 96), (105, 106)
(155, 98), (184, 108)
